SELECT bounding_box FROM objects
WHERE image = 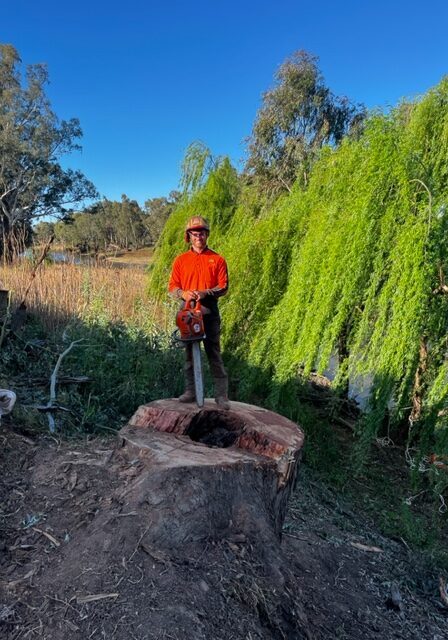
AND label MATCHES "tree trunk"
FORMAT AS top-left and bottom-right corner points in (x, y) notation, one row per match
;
(336, 322), (351, 399)
(118, 399), (304, 547)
